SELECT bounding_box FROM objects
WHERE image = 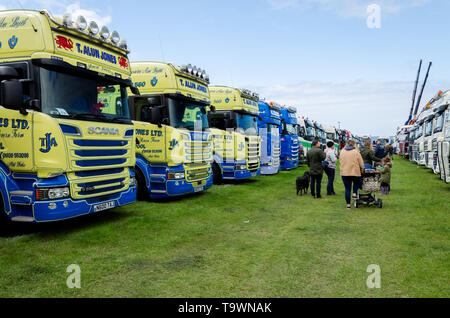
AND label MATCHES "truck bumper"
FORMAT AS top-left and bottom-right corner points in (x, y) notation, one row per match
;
(280, 157), (299, 170)
(150, 174), (213, 199)
(19, 186), (136, 223)
(222, 162), (260, 180)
